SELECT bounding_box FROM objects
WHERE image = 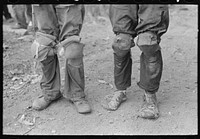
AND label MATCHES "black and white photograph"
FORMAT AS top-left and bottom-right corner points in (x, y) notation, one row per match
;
(3, 3), (197, 135)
